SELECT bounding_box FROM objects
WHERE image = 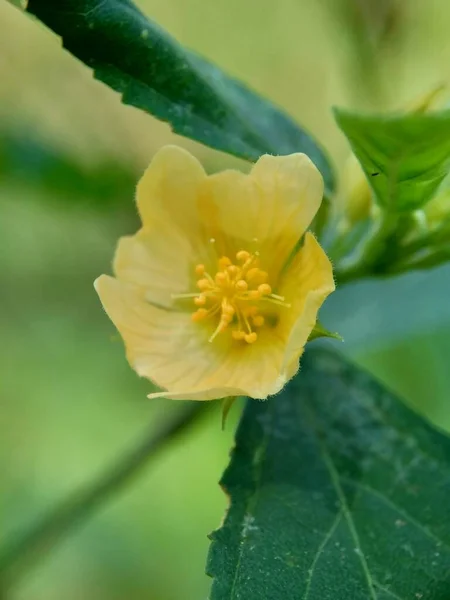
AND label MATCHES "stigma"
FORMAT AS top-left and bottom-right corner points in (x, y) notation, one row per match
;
(172, 250), (290, 344)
